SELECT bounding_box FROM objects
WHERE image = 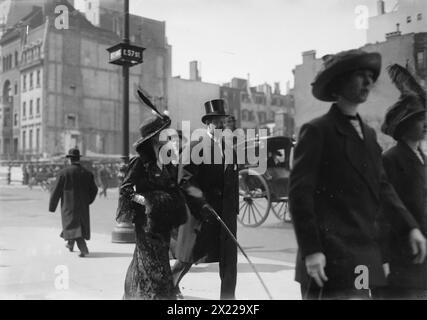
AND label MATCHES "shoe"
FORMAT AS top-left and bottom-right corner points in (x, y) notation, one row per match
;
(78, 249), (89, 258)
(173, 286), (184, 299)
(65, 243), (74, 252)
